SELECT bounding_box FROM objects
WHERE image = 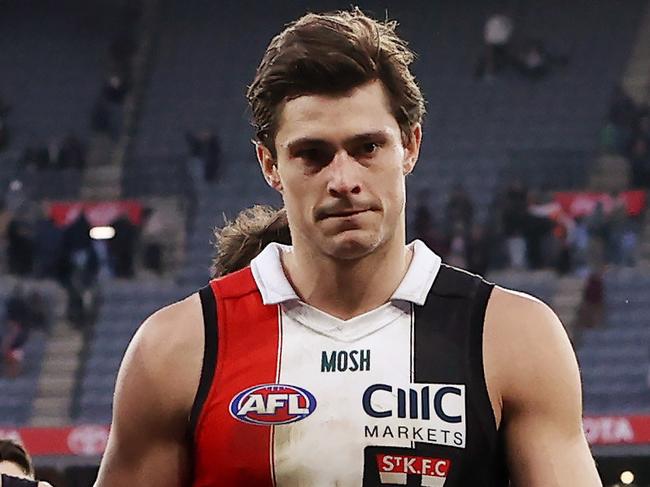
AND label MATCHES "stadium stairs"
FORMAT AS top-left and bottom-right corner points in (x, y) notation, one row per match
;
(622, 1), (650, 106)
